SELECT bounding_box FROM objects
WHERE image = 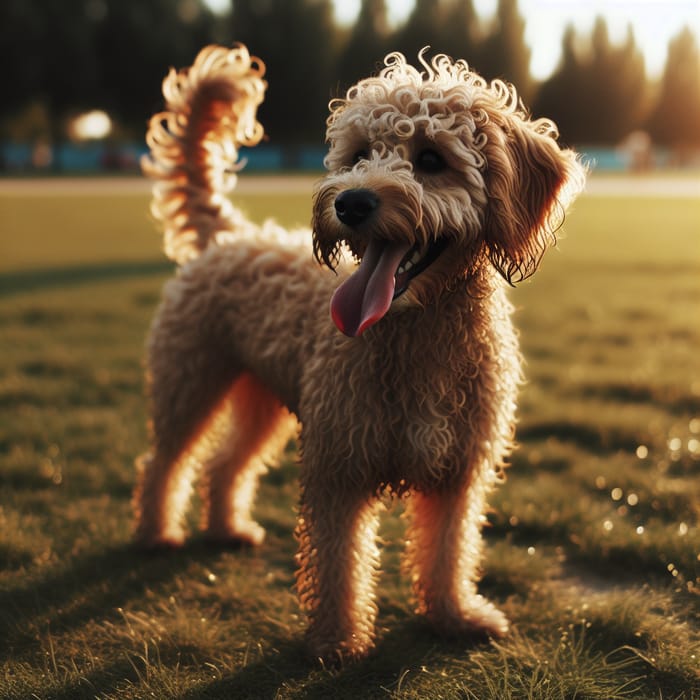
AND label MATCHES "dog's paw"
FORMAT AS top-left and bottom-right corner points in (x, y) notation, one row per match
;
(464, 596), (509, 638)
(307, 638), (374, 668)
(133, 533), (186, 552)
(203, 521), (266, 548)
(426, 595), (509, 639)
